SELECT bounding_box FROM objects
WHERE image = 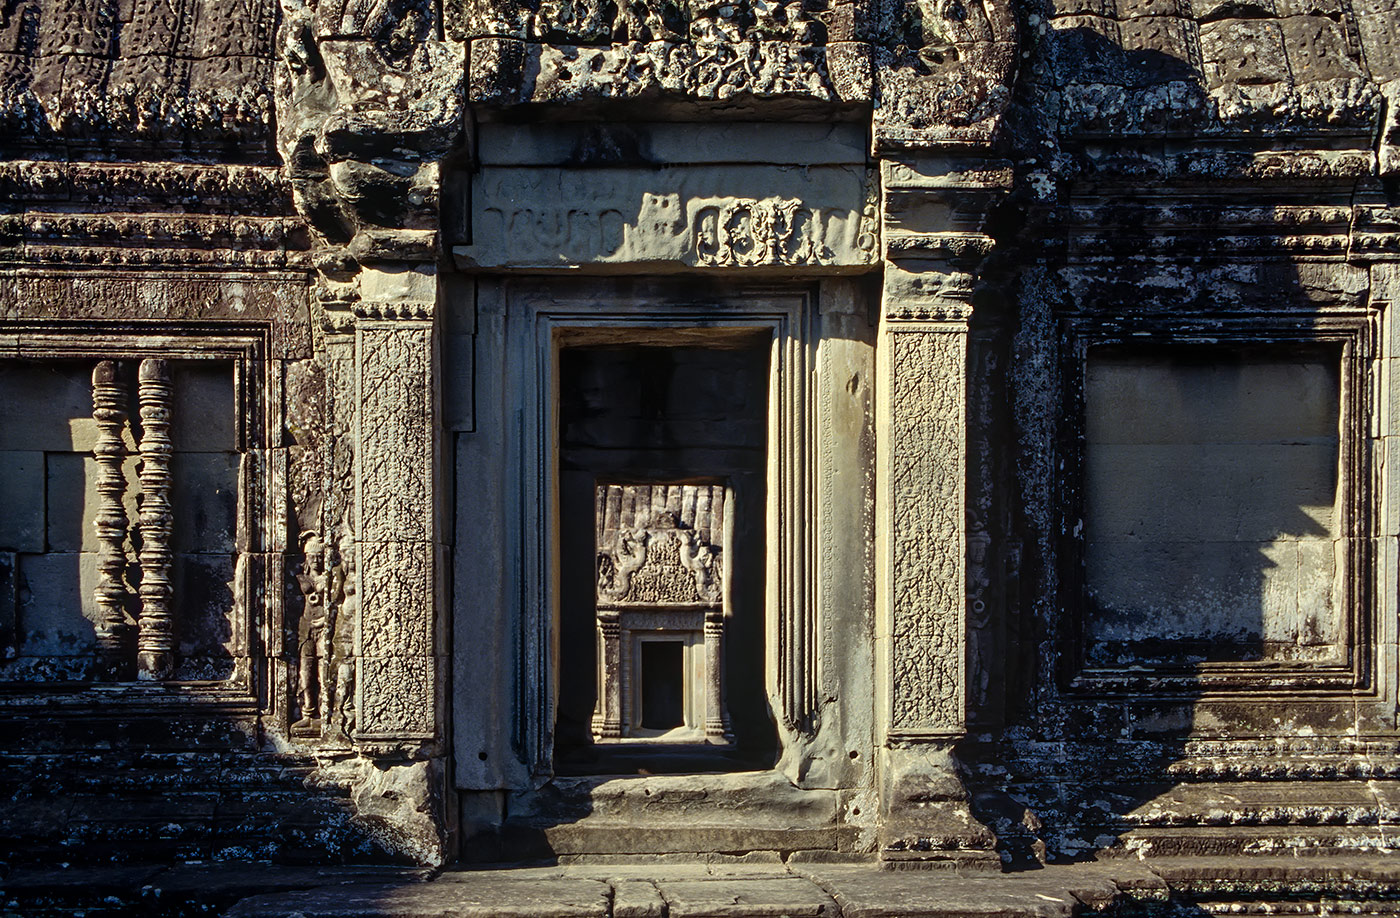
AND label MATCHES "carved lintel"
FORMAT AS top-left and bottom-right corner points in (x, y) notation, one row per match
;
(136, 358), (175, 680)
(91, 360), (132, 679)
